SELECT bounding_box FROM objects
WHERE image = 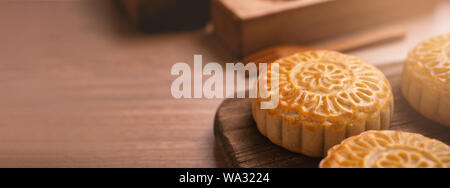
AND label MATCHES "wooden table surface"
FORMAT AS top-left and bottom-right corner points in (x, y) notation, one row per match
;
(0, 0), (448, 168)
